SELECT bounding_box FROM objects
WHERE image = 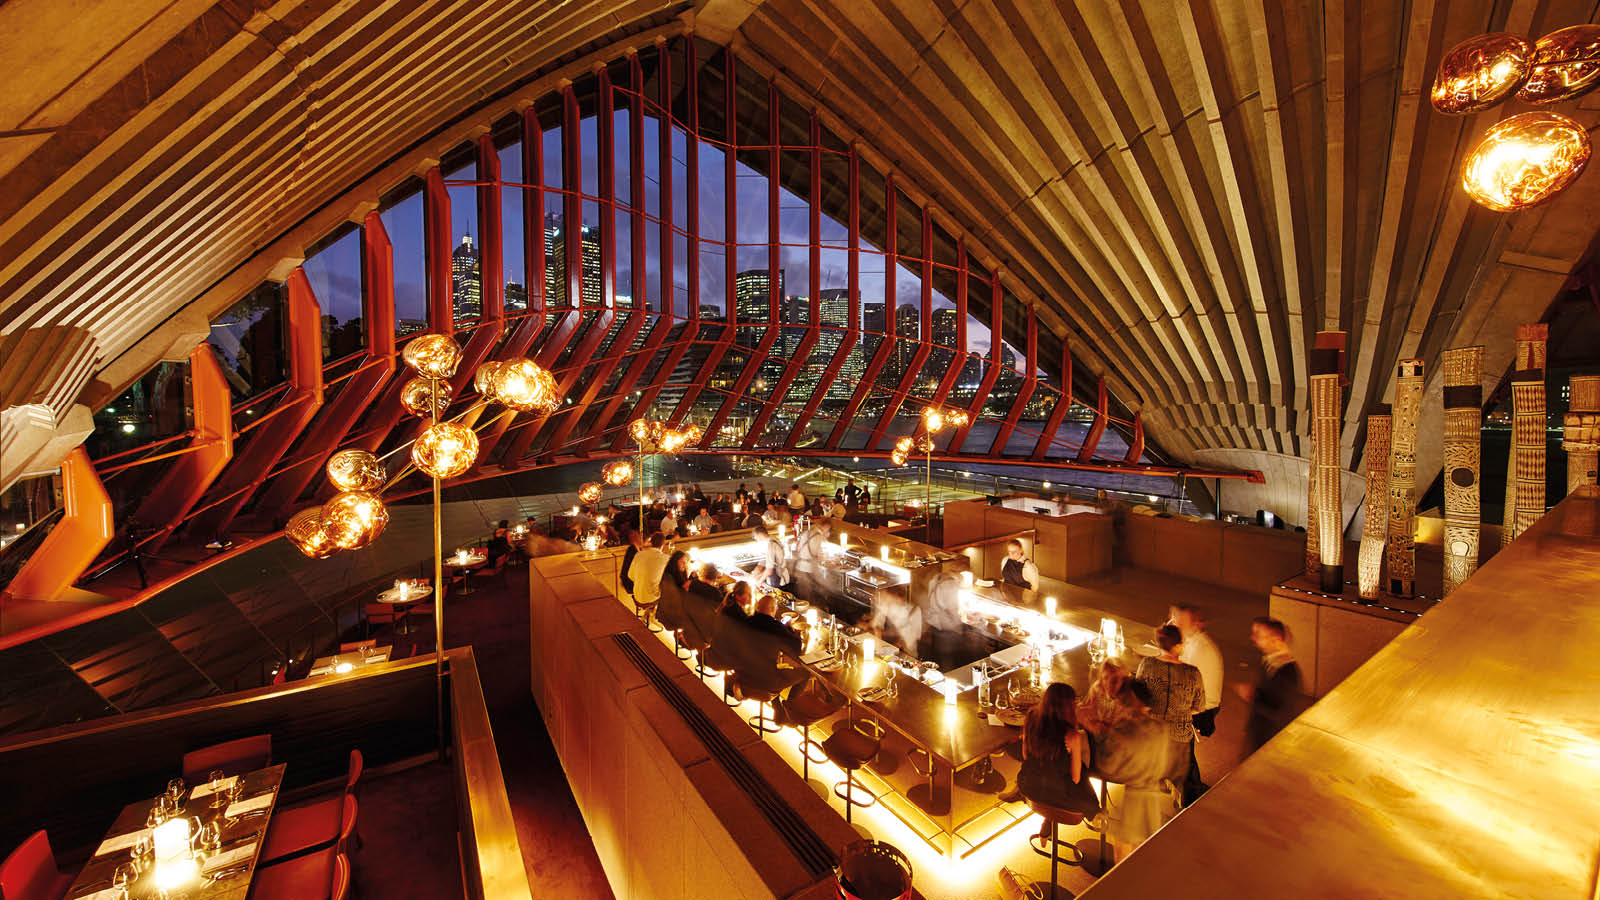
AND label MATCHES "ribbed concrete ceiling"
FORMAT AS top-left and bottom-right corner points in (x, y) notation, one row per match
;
(2, 0), (1598, 520)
